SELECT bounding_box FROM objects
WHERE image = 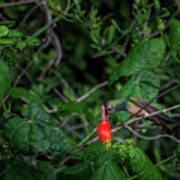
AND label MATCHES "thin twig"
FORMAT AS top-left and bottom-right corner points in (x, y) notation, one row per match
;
(160, 79), (180, 90)
(113, 136), (125, 144)
(76, 81), (108, 102)
(32, 15), (61, 37)
(53, 31), (63, 65)
(53, 88), (69, 102)
(125, 125), (180, 143)
(92, 49), (126, 58)
(71, 124), (84, 130)
(18, 2), (42, 27)
(51, 69), (77, 98)
(172, 113), (180, 118)
(0, 0), (36, 8)
(123, 19), (137, 49)
(61, 113), (78, 127)
(157, 84), (180, 100)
